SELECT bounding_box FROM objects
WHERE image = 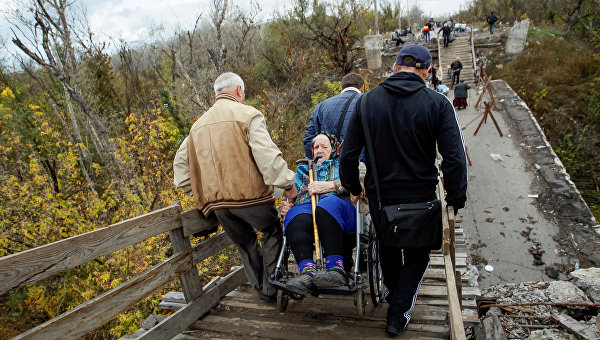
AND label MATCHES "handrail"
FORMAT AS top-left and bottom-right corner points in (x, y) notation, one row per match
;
(4, 203), (229, 340)
(470, 27), (478, 86)
(437, 174), (467, 340)
(0, 203), (182, 295)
